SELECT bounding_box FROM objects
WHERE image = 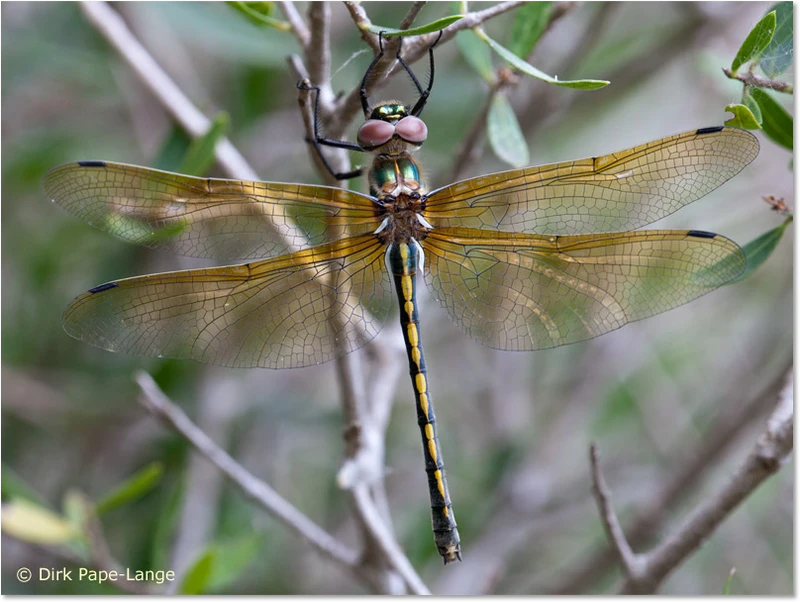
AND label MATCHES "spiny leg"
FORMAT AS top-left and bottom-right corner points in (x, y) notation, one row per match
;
(296, 81), (364, 181)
